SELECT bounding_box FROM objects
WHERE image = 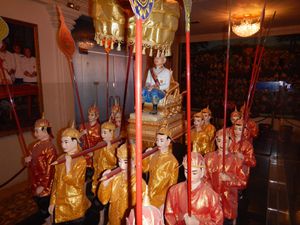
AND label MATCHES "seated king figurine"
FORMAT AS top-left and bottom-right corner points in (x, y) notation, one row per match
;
(142, 54), (172, 114)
